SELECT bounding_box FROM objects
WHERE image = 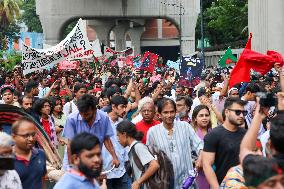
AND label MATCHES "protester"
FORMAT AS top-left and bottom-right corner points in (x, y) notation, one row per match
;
(116, 120), (160, 189)
(0, 84), (20, 107)
(102, 95), (130, 189)
(51, 97), (67, 158)
(54, 132), (107, 189)
(0, 132), (23, 189)
(38, 78), (50, 98)
(243, 155), (284, 189)
(203, 97), (247, 189)
(191, 105), (211, 189)
(33, 98), (58, 147)
(18, 95), (33, 114)
(1, 30), (284, 189)
(146, 98), (203, 188)
(176, 95), (193, 123)
(24, 80), (39, 101)
(62, 94), (119, 170)
(12, 117), (47, 189)
(63, 83), (87, 116)
(135, 97), (160, 144)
